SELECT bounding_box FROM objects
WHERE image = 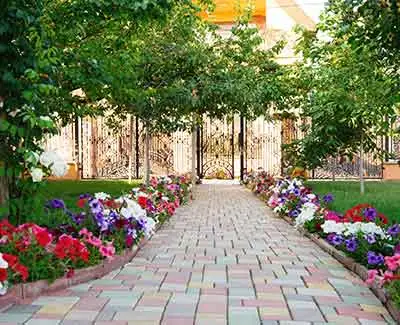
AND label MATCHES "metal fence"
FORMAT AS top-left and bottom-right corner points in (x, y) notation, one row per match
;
(43, 115), (397, 180)
(281, 118), (384, 179)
